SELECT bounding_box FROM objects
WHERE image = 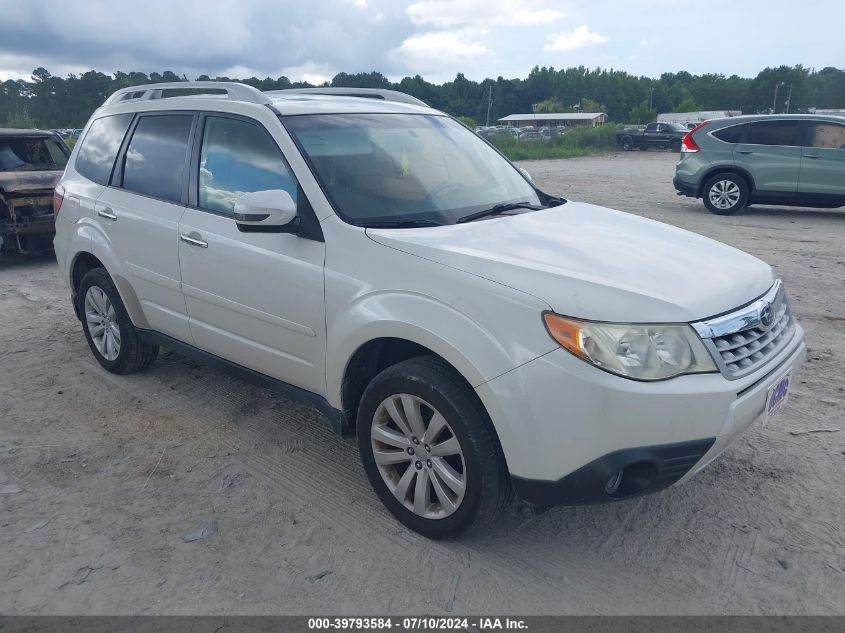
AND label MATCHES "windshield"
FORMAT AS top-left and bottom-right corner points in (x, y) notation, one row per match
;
(670, 123), (689, 132)
(0, 136), (68, 172)
(283, 114), (542, 226)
